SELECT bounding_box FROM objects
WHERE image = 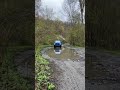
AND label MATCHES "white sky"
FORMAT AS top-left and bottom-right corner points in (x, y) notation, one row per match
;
(41, 0), (67, 21)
